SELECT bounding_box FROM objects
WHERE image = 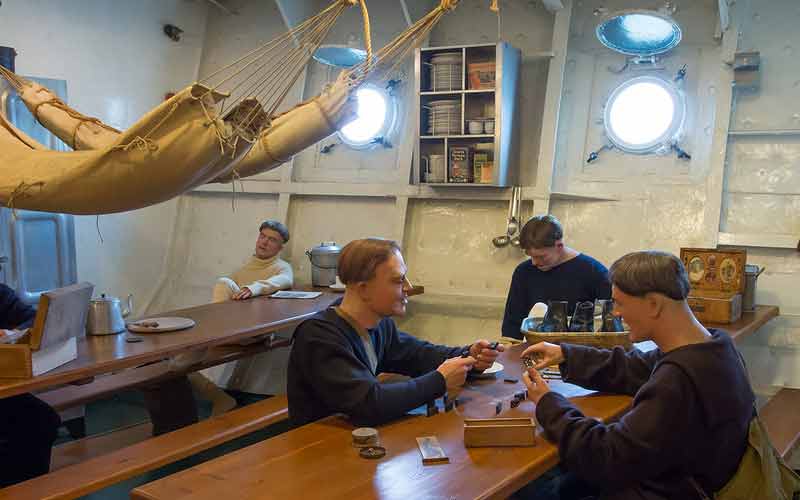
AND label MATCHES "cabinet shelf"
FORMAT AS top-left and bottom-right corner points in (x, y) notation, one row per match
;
(421, 182), (506, 187)
(414, 42), (520, 187)
(420, 89), (495, 95)
(421, 134), (494, 139)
